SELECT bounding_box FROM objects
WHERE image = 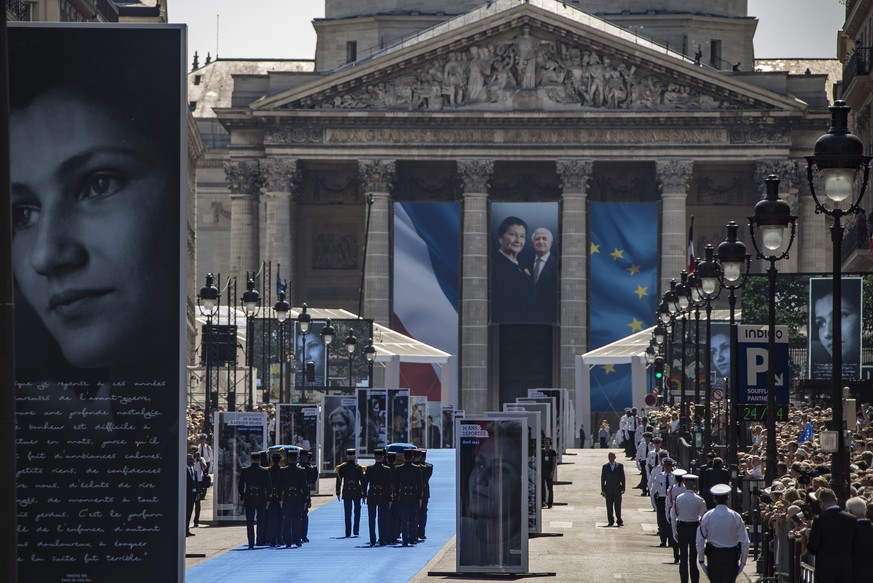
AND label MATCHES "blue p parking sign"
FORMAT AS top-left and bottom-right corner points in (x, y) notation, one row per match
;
(736, 325), (790, 405)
